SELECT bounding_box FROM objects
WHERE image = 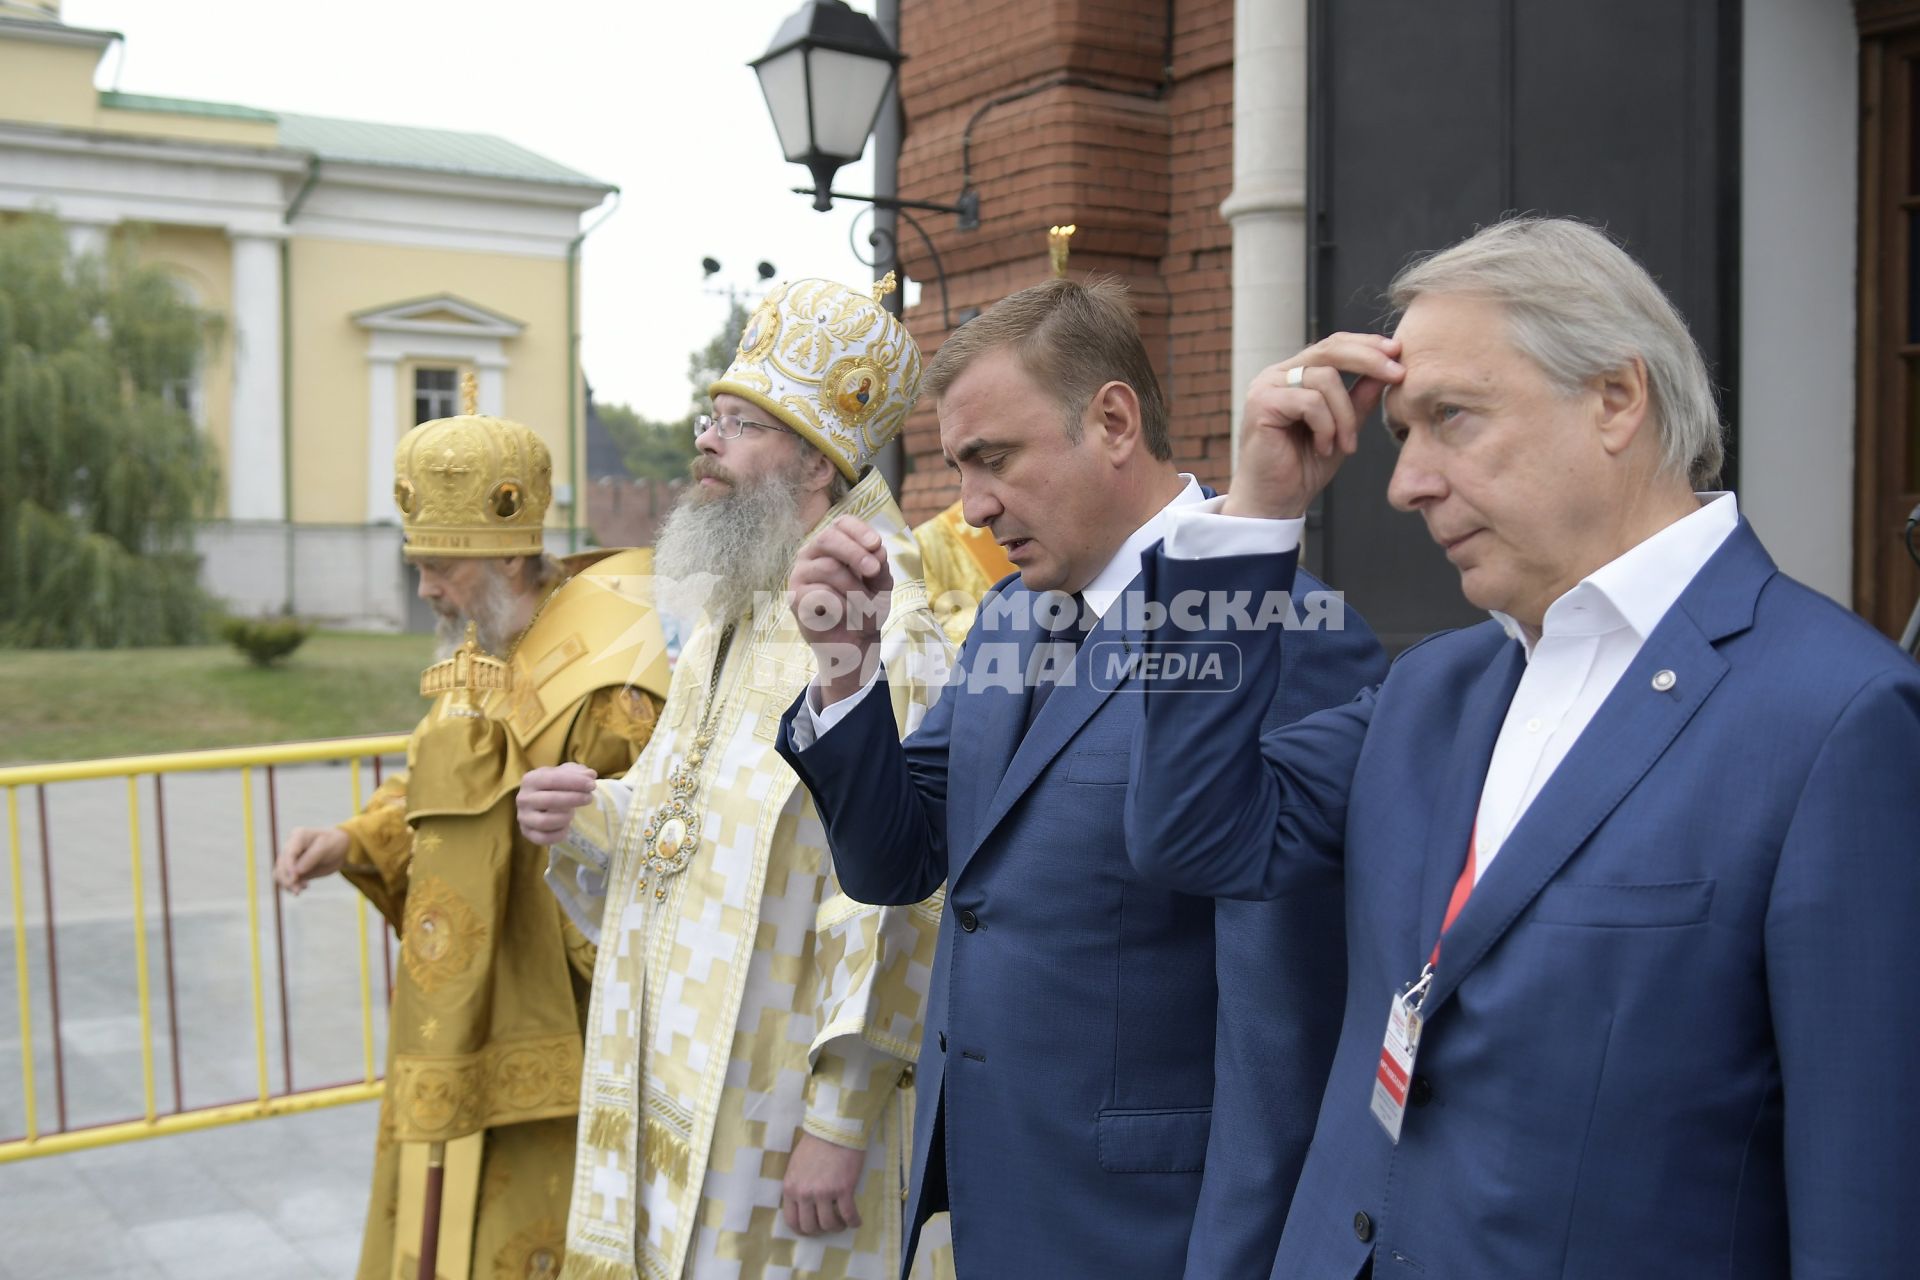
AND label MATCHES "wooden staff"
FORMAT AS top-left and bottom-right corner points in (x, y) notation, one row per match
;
(416, 1141), (447, 1280)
